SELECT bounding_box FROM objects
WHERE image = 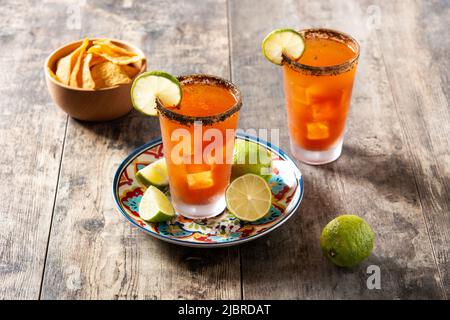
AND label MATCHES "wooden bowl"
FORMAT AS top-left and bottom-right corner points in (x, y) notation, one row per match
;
(45, 38), (147, 121)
